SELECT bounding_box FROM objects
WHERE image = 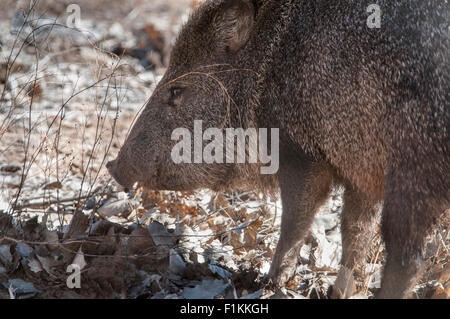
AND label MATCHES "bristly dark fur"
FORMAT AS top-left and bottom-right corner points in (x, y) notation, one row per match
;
(108, 0), (449, 298)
